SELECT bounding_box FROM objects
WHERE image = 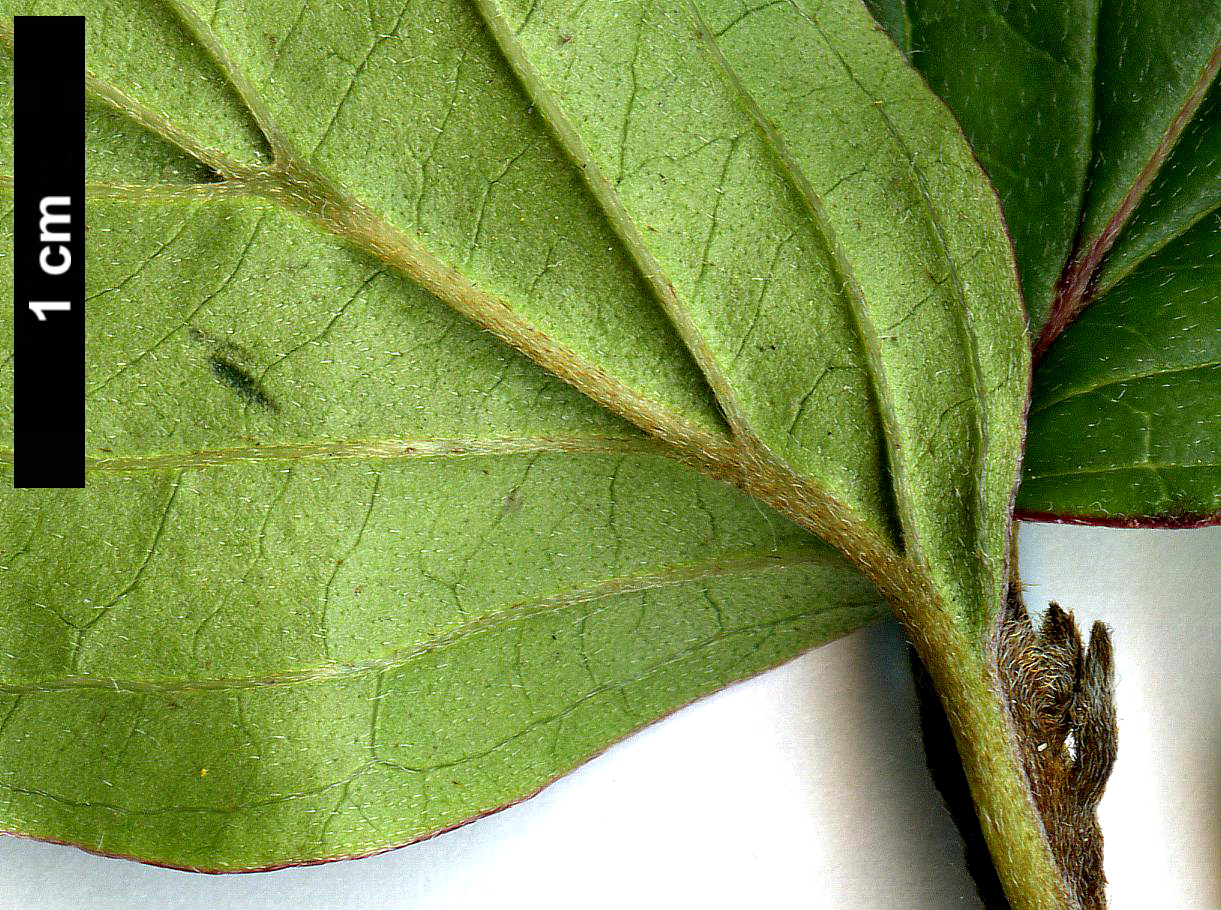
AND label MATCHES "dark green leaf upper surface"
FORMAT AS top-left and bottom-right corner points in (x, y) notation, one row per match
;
(1021, 213), (1220, 524)
(869, 0), (1220, 525)
(1094, 81), (1220, 295)
(868, 0), (1097, 328)
(1080, 0), (1219, 255)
